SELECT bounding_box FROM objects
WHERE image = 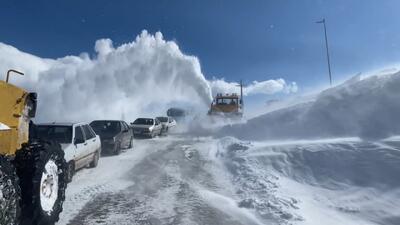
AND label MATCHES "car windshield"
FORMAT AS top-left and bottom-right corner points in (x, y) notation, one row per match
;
(36, 125), (73, 144)
(90, 121), (121, 136)
(156, 117), (168, 122)
(133, 118), (153, 125)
